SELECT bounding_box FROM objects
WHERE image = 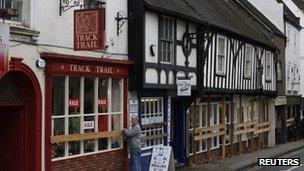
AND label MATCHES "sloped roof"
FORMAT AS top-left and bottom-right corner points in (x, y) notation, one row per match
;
(292, 0), (304, 11)
(237, 0), (285, 38)
(144, 0), (276, 49)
